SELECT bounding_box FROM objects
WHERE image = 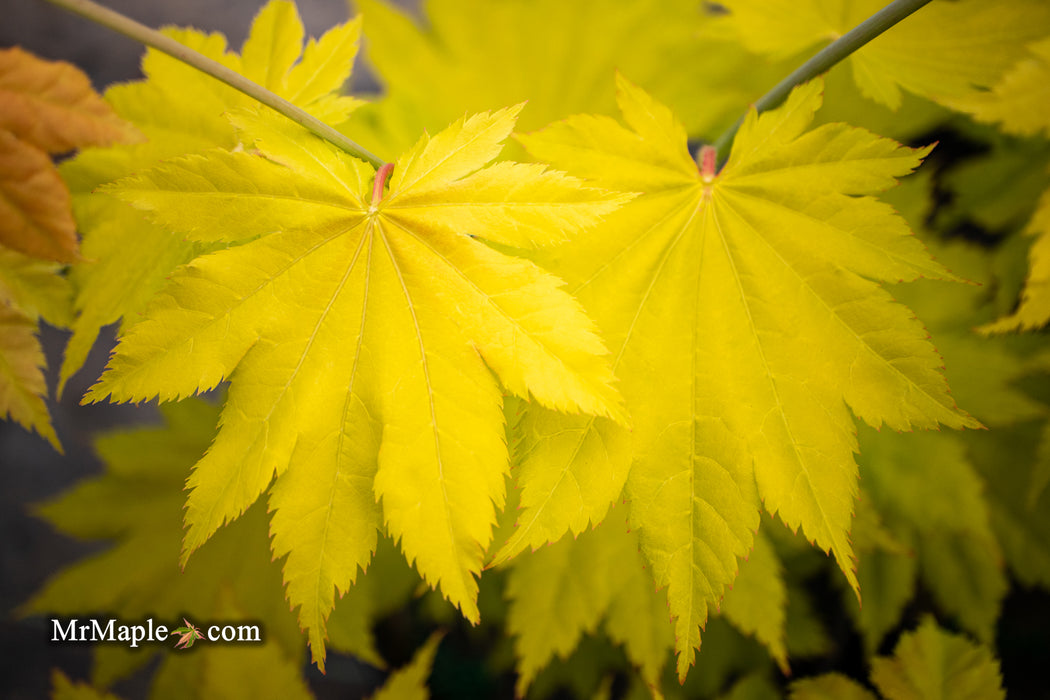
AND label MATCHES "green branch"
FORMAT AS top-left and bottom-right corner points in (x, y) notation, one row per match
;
(41, 0), (387, 169)
(711, 0), (933, 165)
